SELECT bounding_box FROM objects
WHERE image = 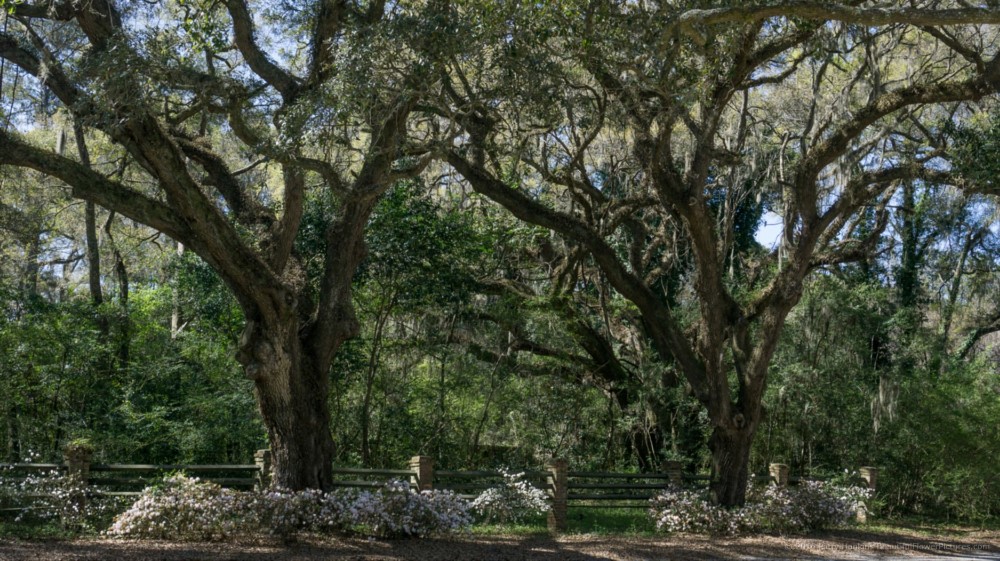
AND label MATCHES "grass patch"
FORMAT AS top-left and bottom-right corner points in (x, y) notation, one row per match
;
(861, 515), (1000, 538)
(0, 518), (79, 540)
(567, 506), (656, 535)
(470, 513), (549, 536)
(470, 506), (656, 536)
